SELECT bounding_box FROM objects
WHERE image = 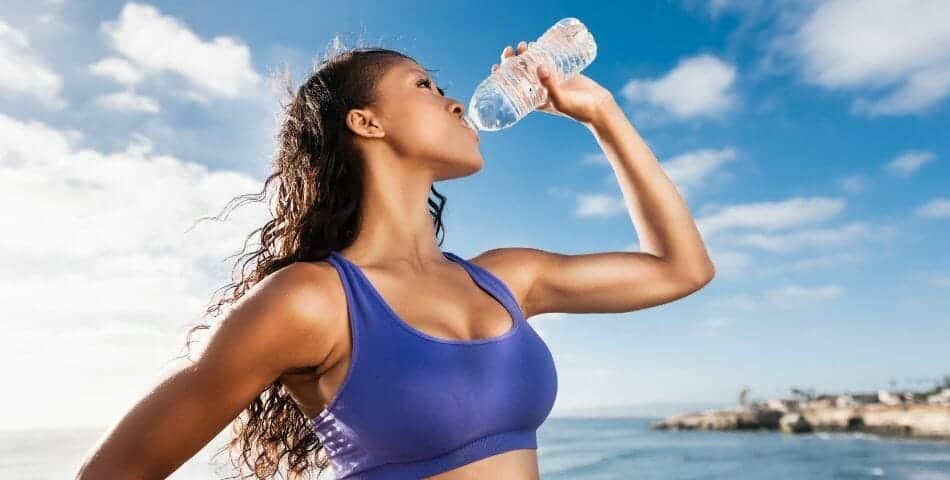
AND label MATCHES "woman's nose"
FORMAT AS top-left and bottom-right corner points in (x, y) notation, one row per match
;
(448, 99), (464, 117)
